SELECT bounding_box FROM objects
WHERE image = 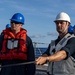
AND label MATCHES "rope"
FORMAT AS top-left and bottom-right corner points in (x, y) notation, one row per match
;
(0, 61), (35, 68)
